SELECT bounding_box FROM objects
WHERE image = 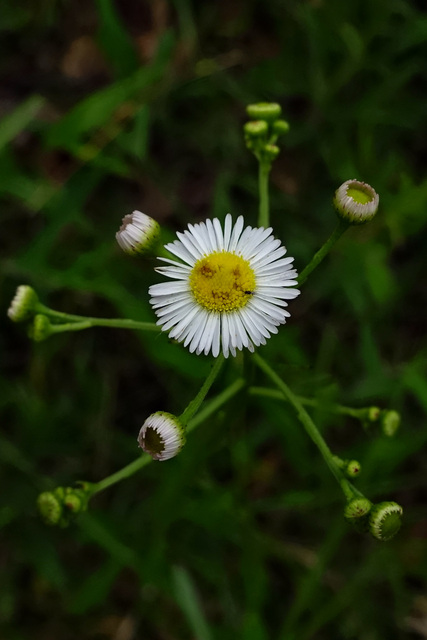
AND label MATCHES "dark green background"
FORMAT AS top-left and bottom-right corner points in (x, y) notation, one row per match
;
(2, 1), (427, 638)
